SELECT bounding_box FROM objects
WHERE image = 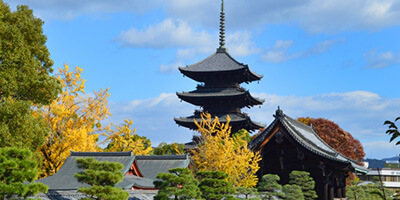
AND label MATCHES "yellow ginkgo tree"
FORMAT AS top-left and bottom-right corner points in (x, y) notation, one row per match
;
(191, 113), (261, 188)
(102, 119), (152, 155)
(38, 64), (111, 177)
